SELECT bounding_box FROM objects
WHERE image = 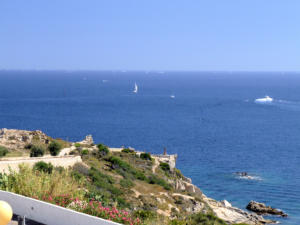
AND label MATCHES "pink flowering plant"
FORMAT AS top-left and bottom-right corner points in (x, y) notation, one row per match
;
(33, 194), (141, 225)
